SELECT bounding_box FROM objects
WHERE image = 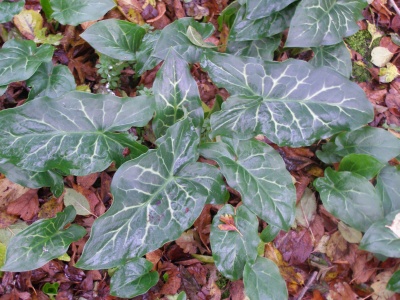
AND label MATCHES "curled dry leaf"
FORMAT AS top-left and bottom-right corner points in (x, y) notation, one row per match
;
(218, 213), (242, 236)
